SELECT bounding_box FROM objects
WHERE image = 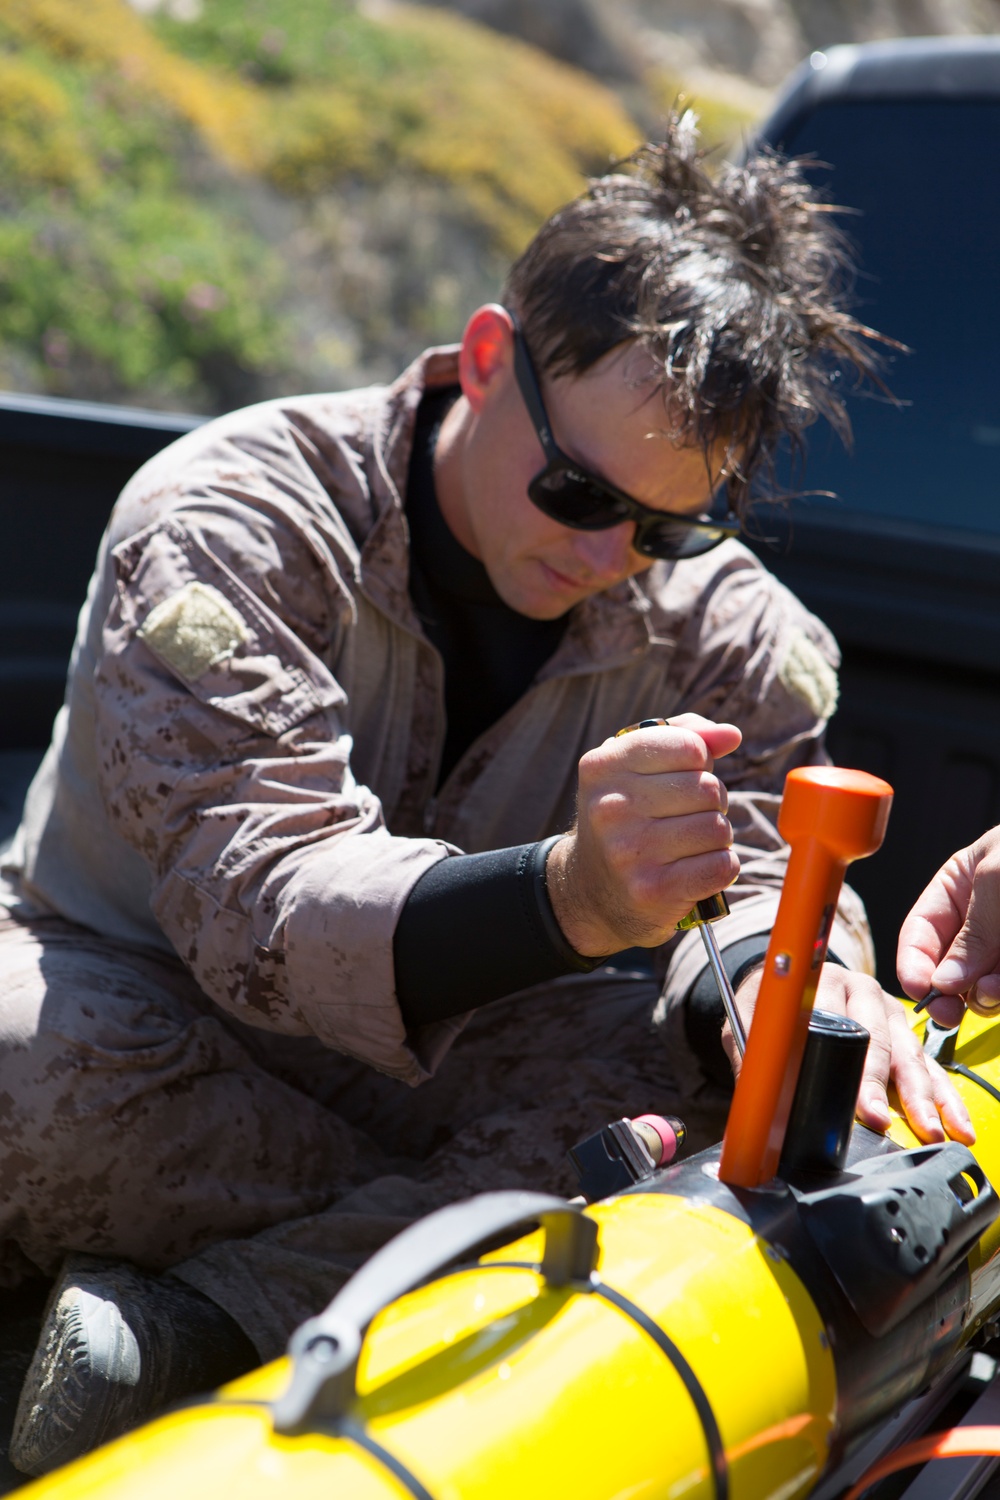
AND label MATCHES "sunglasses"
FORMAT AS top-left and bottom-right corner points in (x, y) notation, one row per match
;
(510, 318), (741, 561)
